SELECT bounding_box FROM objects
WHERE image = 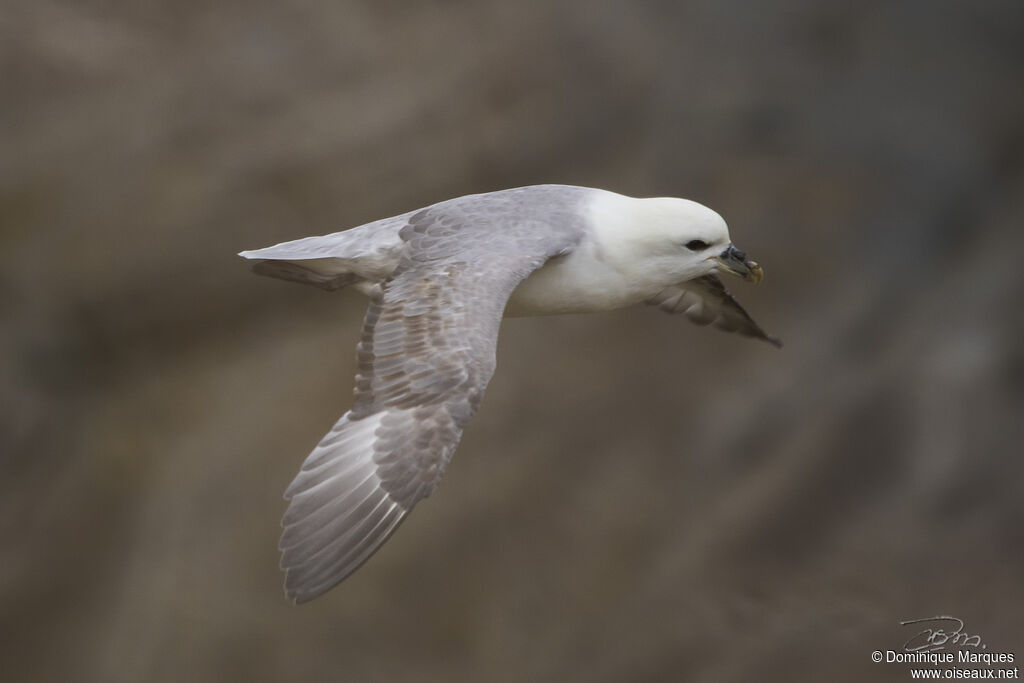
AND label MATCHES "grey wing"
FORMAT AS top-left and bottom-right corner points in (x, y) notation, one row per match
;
(647, 275), (781, 347)
(279, 193), (586, 603)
